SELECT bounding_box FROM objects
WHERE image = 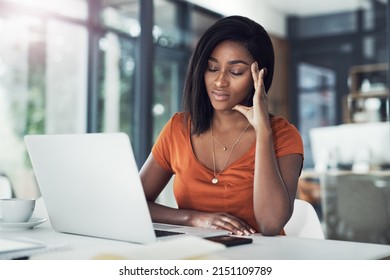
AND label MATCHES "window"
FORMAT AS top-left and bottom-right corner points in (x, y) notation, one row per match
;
(0, 0), (222, 199)
(96, 32), (136, 139)
(152, 1), (220, 142)
(0, 2), (88, 198)
(3, 0), (88, 20)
